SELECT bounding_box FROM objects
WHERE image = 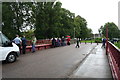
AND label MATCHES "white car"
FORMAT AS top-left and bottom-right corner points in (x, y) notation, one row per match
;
(0, 31), (20, 63)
